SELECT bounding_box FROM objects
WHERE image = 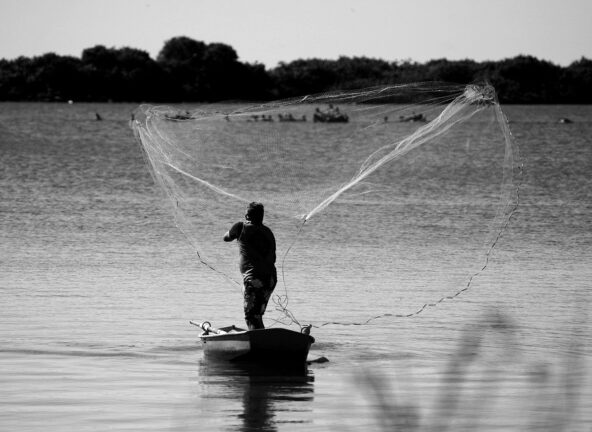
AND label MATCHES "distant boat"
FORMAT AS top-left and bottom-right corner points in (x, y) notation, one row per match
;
(278, 113), (307, 122)
(165, 111), (195, 121)
(313, 107), (349, 123)
(246, 114), (274, 122)
(191, 321), (314, 372)
(399, 113), (427, 122)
